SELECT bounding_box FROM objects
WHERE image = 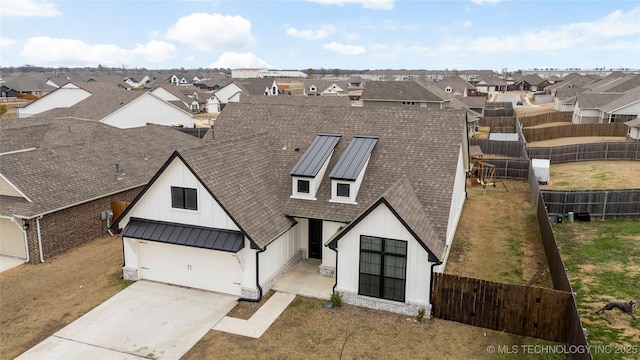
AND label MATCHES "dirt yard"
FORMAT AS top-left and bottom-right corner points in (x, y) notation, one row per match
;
(0, 235), (131, 359)
(541, 161), (640, 190)
(446, 179), (552, 287)
(527, 136), (627, 147)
